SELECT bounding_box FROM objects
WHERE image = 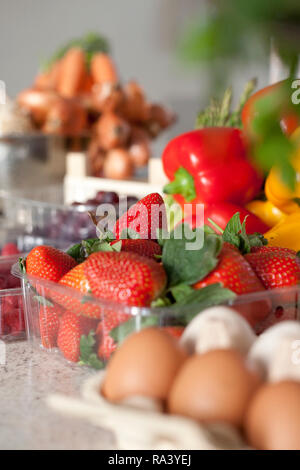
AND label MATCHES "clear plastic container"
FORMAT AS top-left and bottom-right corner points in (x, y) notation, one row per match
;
(0, 186), (138, 249)
(13, 263), (300, 366)
(0, 254), (26, 341)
